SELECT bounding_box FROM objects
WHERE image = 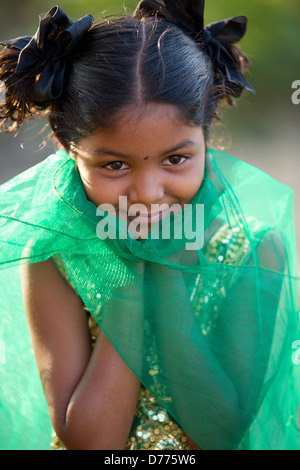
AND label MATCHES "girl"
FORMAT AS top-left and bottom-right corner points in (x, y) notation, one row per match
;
(0, 1), (299, 450)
